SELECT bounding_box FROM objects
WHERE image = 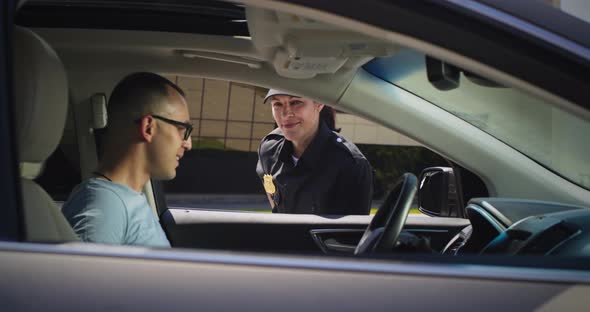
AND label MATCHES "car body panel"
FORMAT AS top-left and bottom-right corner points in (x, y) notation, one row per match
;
(162, 208), (469, 252)
(1, 241), (589, 311)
